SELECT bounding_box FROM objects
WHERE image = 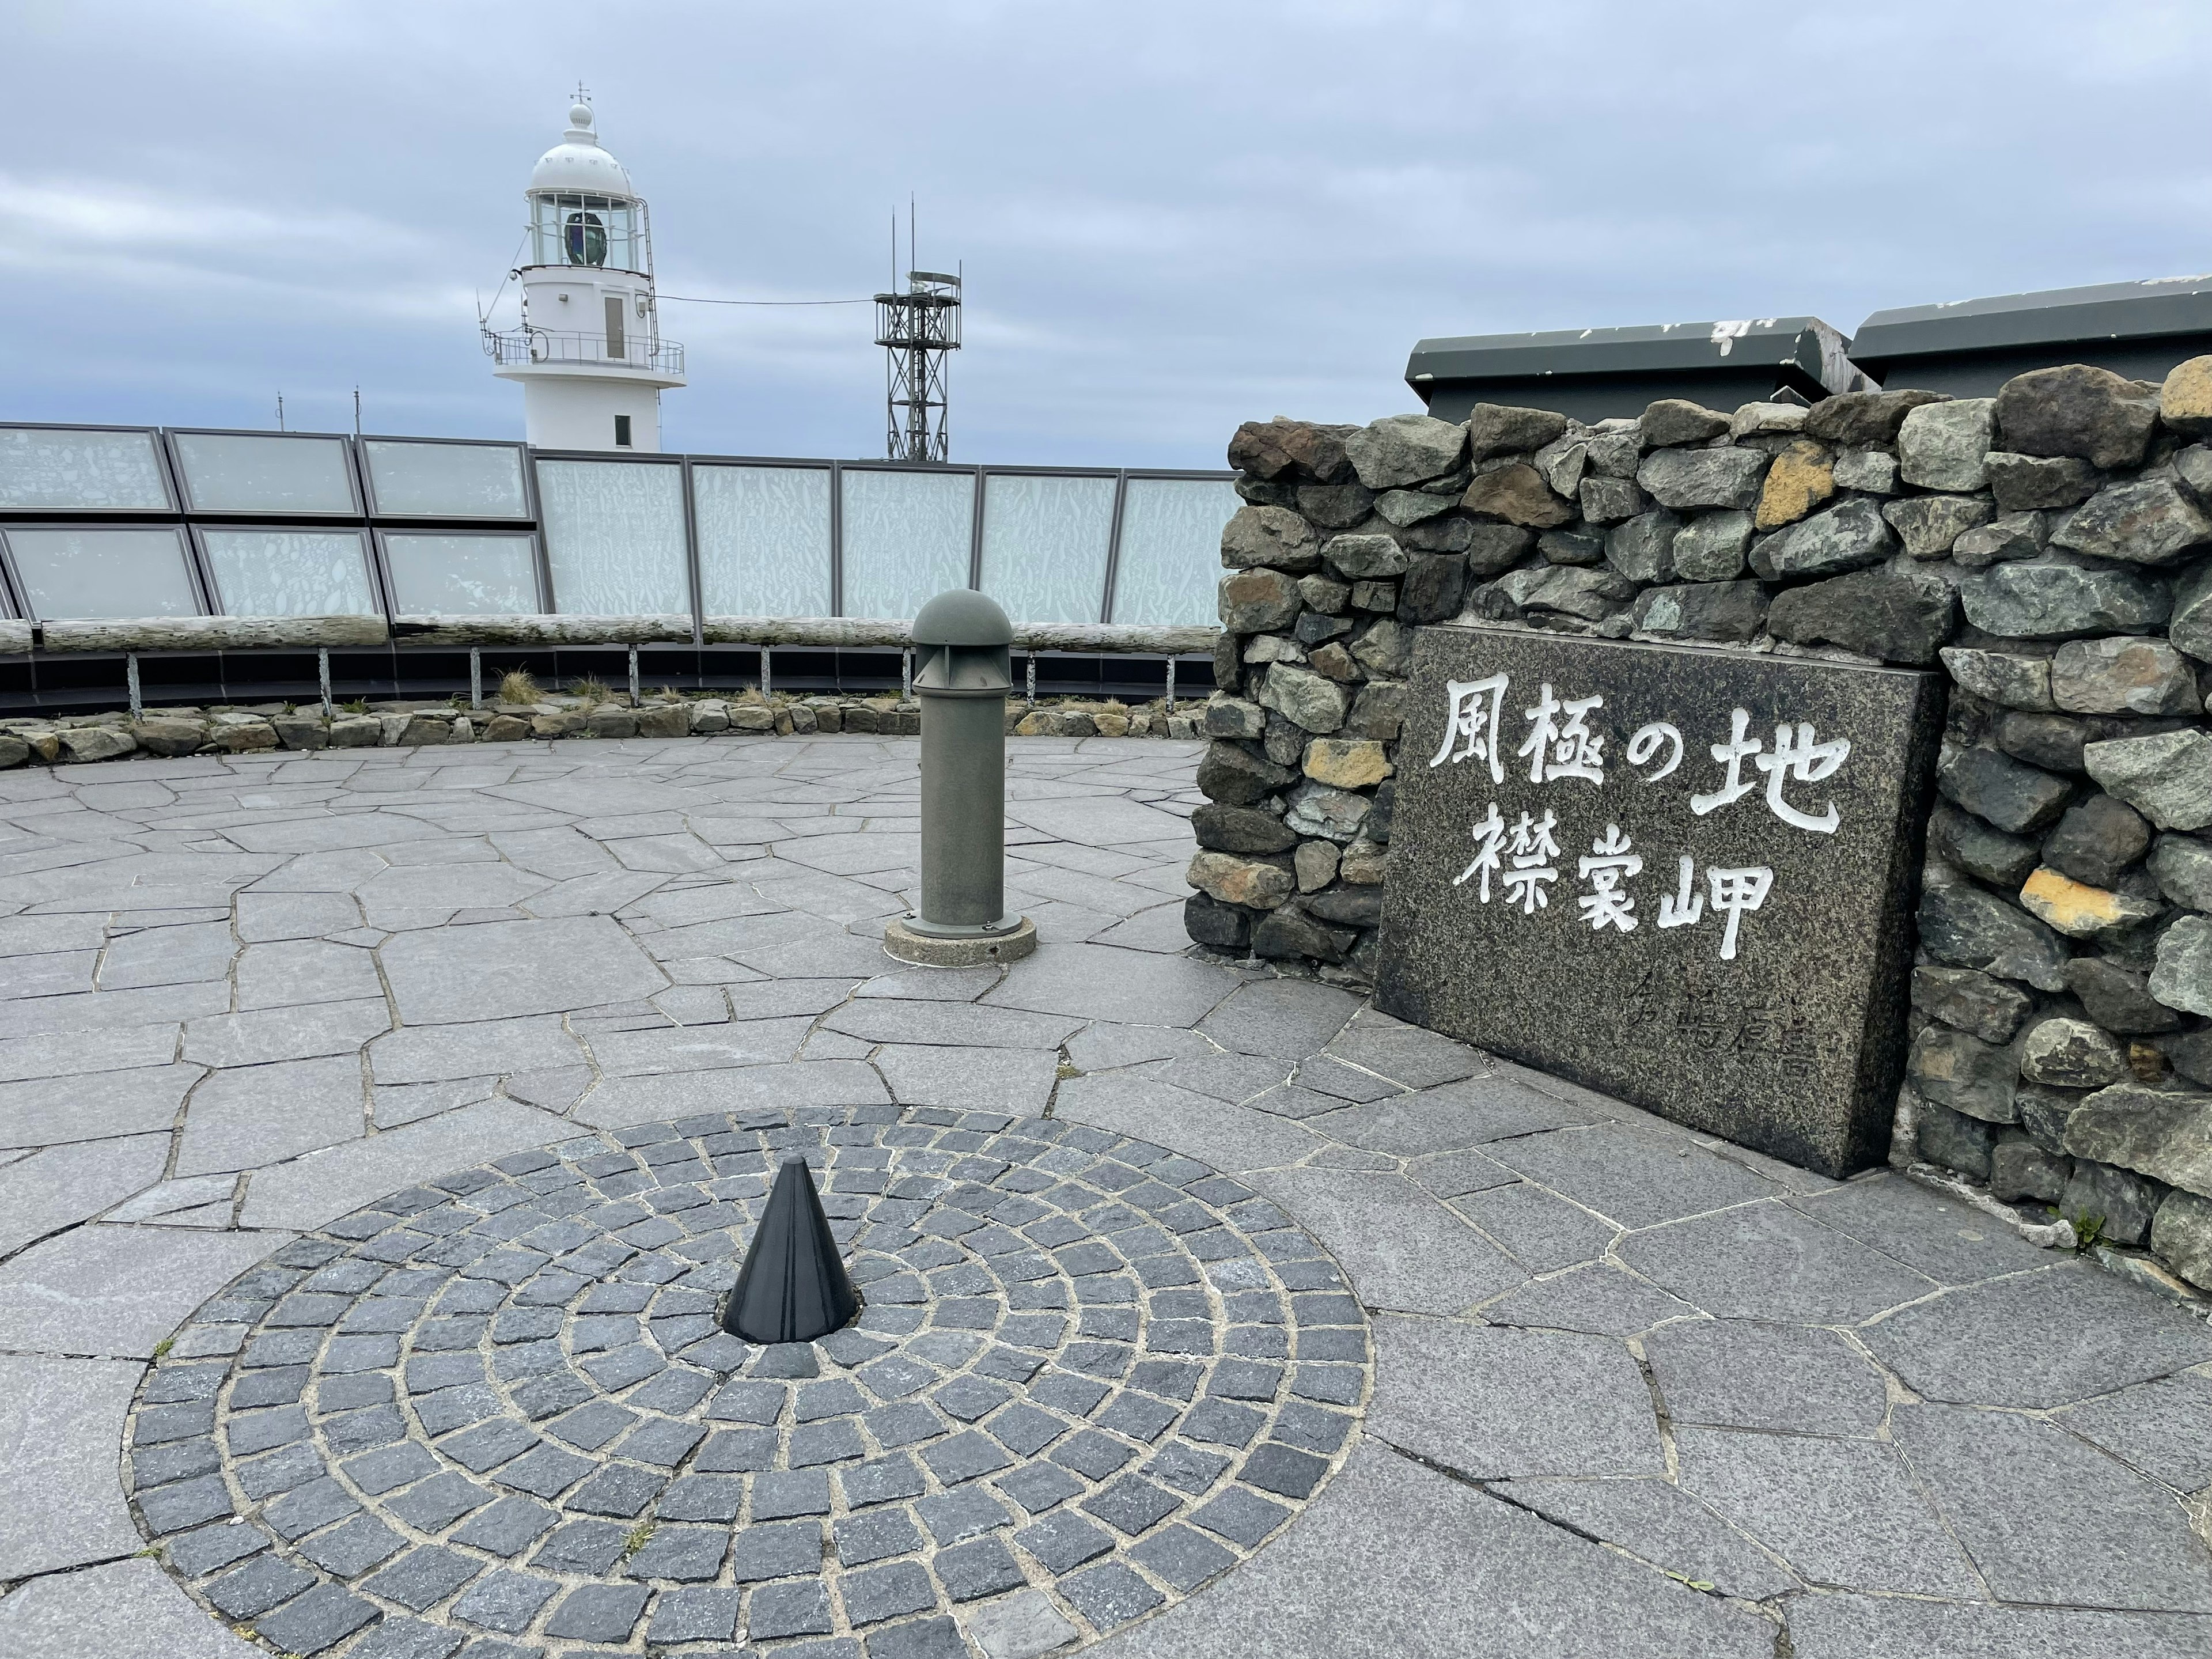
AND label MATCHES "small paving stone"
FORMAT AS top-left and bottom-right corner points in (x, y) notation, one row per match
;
(363, 1545), (482, 1612)
(385, 1473), (491, 1532)
(998, 1461), (1087, 1514)
(347, 1616), (464, 1659)
(208, 1554), (317, 1619)
(1059, 1560), (1168, 1629)
(839, 1558), (939, 1627)
(963, 1590), (1082, 1659)
(1241, 1442), (1331, 1500)
(1130, 1521), (1238, 1592)
(544, 1582), (649, 1643)
(266, 1477), (361, 1540)
(934, 1535), (1028, 1601)
(645, 1585), (744, 1644)
(166, 1520), (269, 1577)
(790, 1418), (870, 1465)
(254, 1582), (380, 1654)
(451, 1569), (559, 1634)
(862, 1616), (969, 1659)
(1013, 1509), (1116, 1572)
(732, 1520), (824, 1581)
(751, 1468), (834, 1518)
(1190, 1484), (1294, 1547)
(529, 1517), (628, 1573)
(697, 1425), (778, 1471)
(139, 1473), (234, 1535)
(565, 1461), (665, 1516)
(344, 1442), (440, 1494)
(450, 1496), (556, 1556)
(836, 1507), (925, 1565)
(298, 1513), (407, 1578)
(842, 1454), (928, 1508)
(748, 1578), (835, 1639)
(626, 1524), (729, 1580)
(868, 1401), (946, 1446)
(915, 1484), (1014, 1546)
(922, 1430), (1013, 1484)
(1083, 1474), (1181, 1536)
